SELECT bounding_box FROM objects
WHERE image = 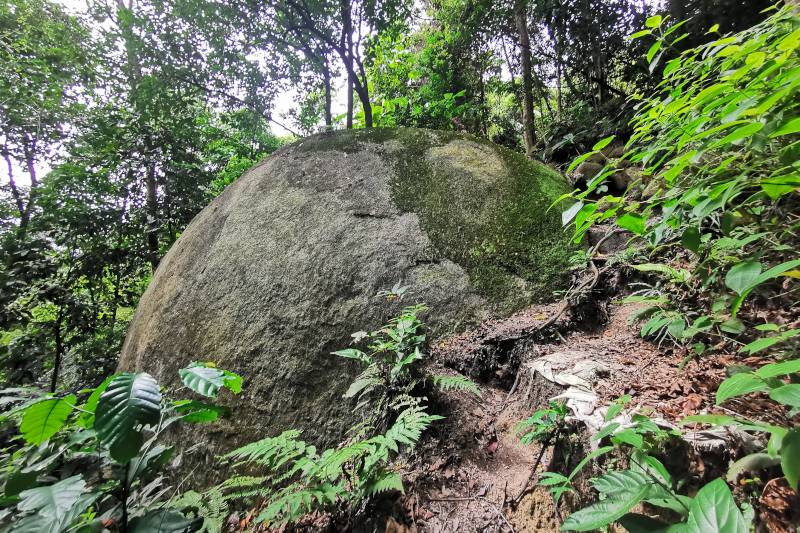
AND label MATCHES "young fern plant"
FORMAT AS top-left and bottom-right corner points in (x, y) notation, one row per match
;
(334, 303), (480, 429)
(218, 303), (477, 526)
